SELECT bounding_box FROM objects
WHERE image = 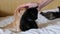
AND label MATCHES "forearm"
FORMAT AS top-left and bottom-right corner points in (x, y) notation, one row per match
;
(37, 0), (53, 10)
